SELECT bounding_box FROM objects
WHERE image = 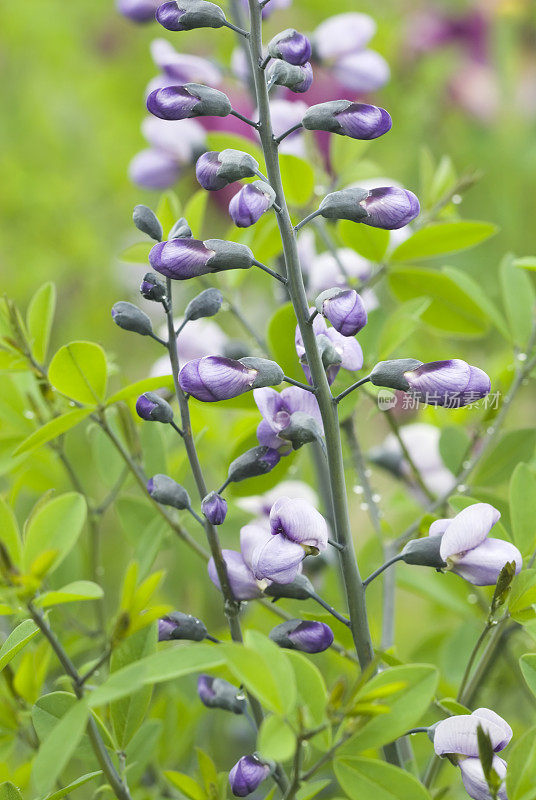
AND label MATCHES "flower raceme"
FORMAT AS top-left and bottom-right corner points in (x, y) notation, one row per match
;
(254, 386), (323, 452)
(178, 356), (284, 401)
